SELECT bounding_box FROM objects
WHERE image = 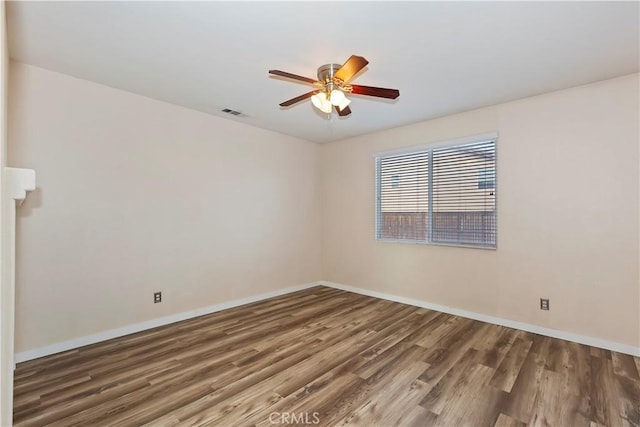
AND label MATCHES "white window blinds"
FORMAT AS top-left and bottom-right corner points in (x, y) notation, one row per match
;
(376, 152), (429, 242)
(375, 138), (496, 248)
